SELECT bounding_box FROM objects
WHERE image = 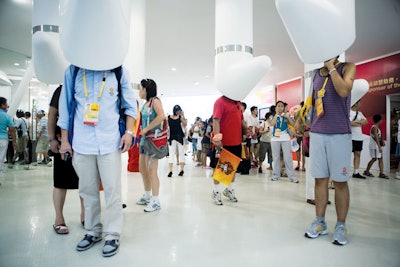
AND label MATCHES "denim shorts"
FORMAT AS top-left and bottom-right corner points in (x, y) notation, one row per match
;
(310, 132), (351, 182)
